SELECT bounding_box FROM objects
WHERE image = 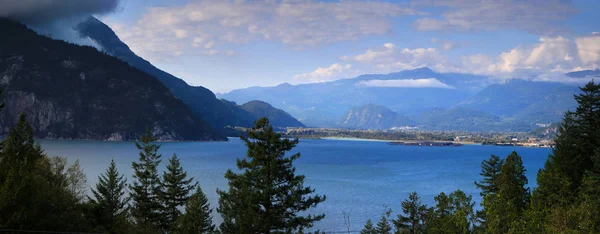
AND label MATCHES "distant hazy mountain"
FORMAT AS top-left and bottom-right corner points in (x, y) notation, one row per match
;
(416, 107), (529, 132)
(75, 17), (257, 132)
(240, 101), (305, 128)
(220, 67), (474, 127)
(220, 66), (593, 131)
(340, 104), (415, 130)
(458, 79), (580, 123)
(0, 18), (223, 141)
